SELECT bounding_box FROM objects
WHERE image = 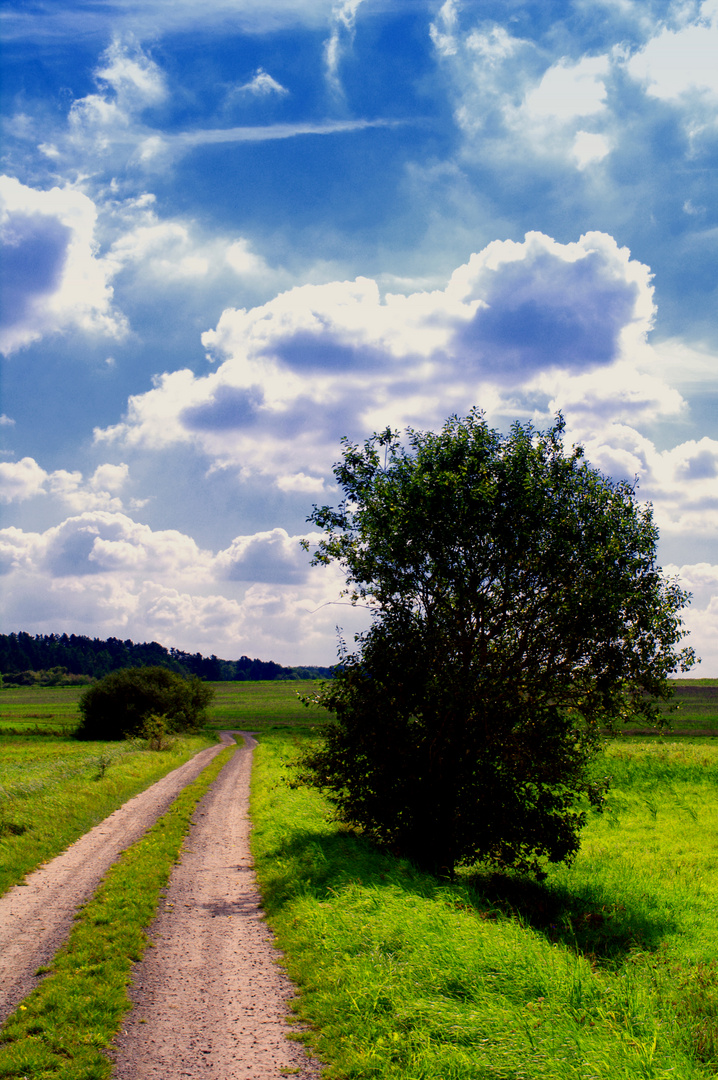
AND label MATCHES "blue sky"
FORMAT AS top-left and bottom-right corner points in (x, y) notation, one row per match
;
(1, 0), (717, 669)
